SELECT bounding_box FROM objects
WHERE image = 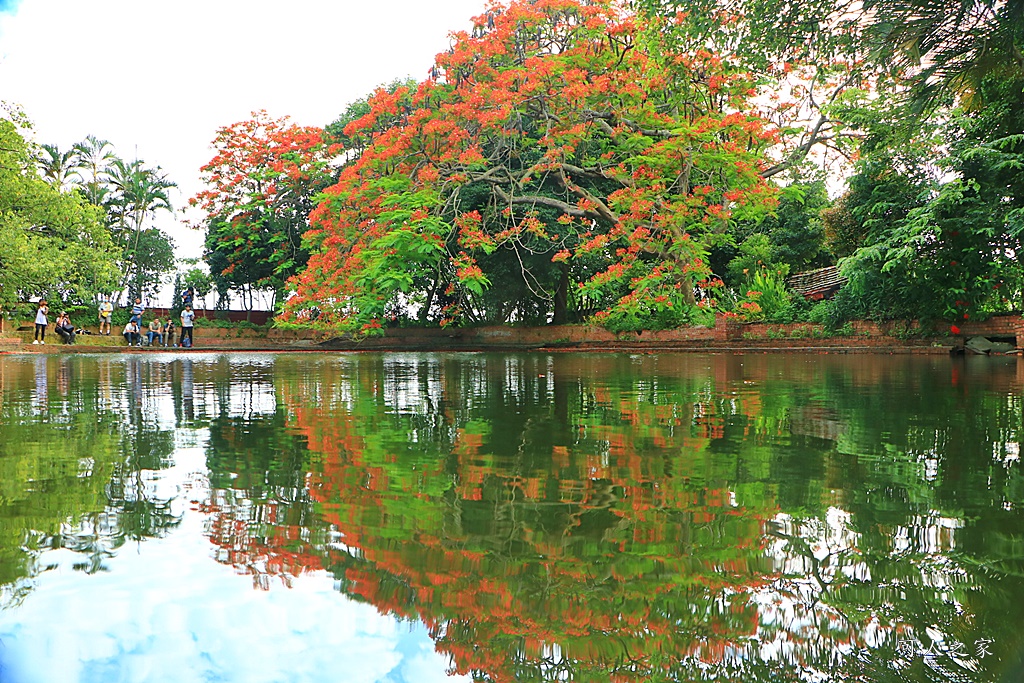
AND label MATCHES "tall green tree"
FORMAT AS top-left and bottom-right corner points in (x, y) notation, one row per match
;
(72, 134), (117, 206)
(0, 113), (120, 309)
(828, 72), (1024, 324)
